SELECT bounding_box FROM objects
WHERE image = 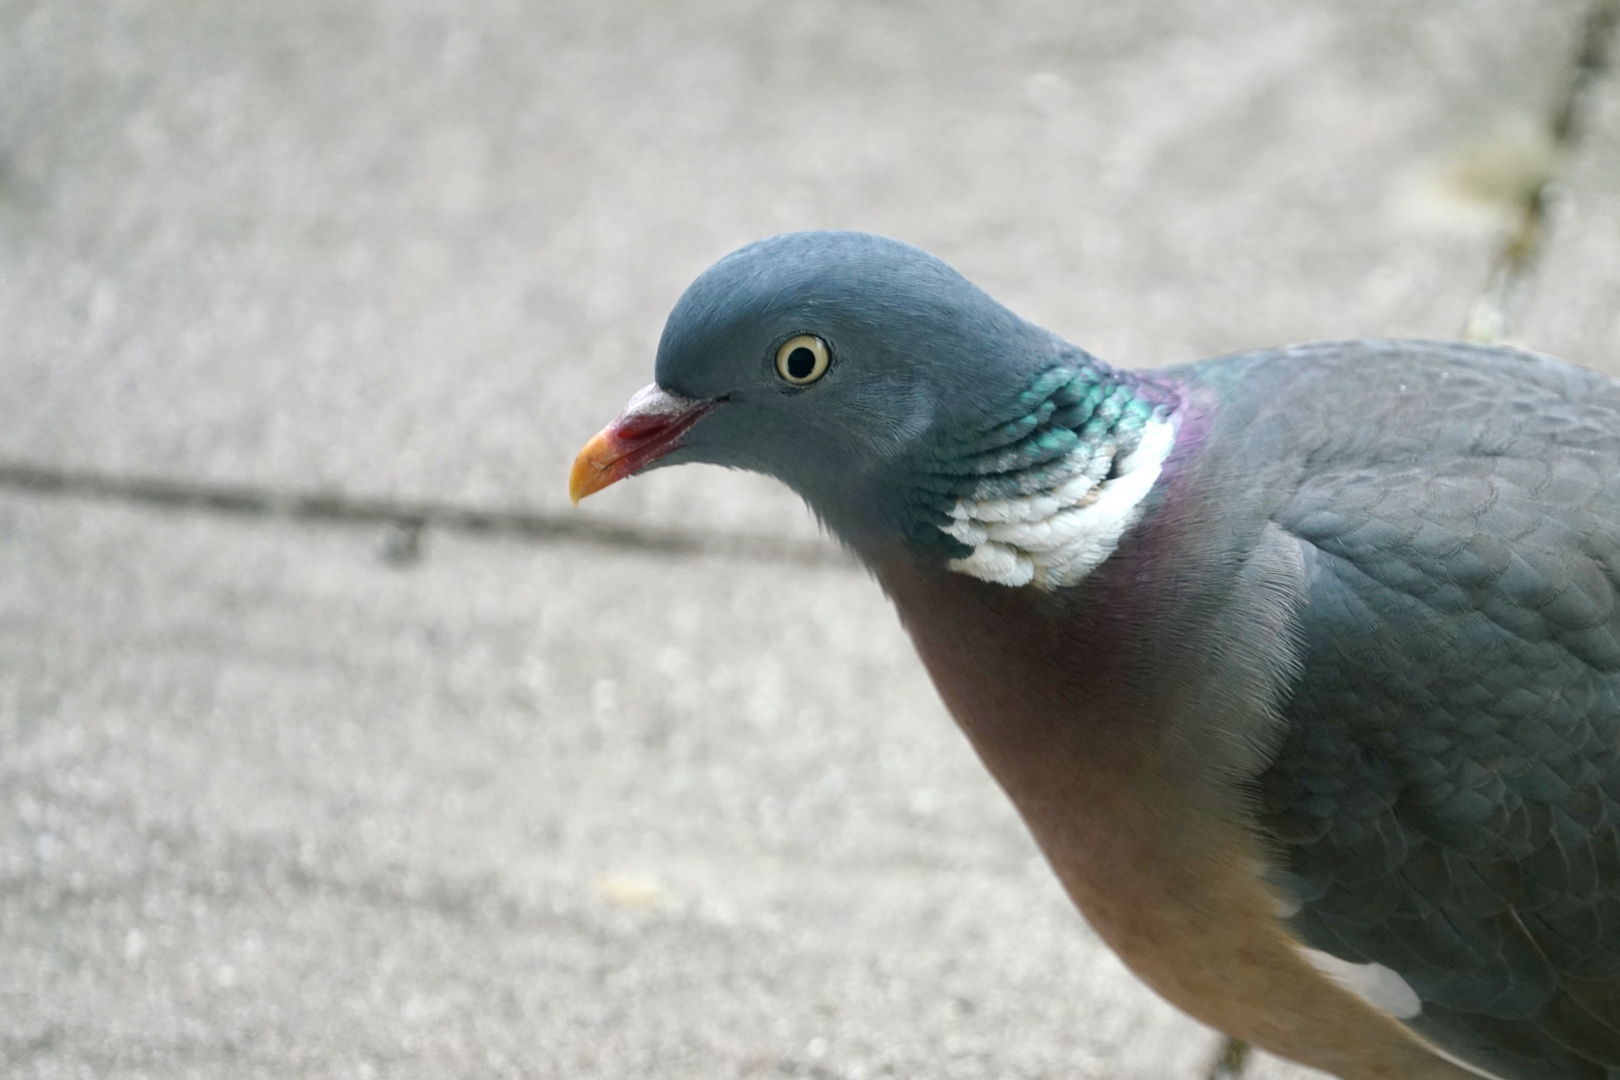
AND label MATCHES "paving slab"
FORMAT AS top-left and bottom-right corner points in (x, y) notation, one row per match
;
(0, 0), (1589, 543)
(1520, 64), (1620, 373)
(1, 492), (1322, 1079)
(2, 4), (1616, 1080)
